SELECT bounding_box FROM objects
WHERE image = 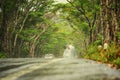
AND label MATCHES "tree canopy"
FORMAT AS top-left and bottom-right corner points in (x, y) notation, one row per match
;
(0, 0), (120, 68)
